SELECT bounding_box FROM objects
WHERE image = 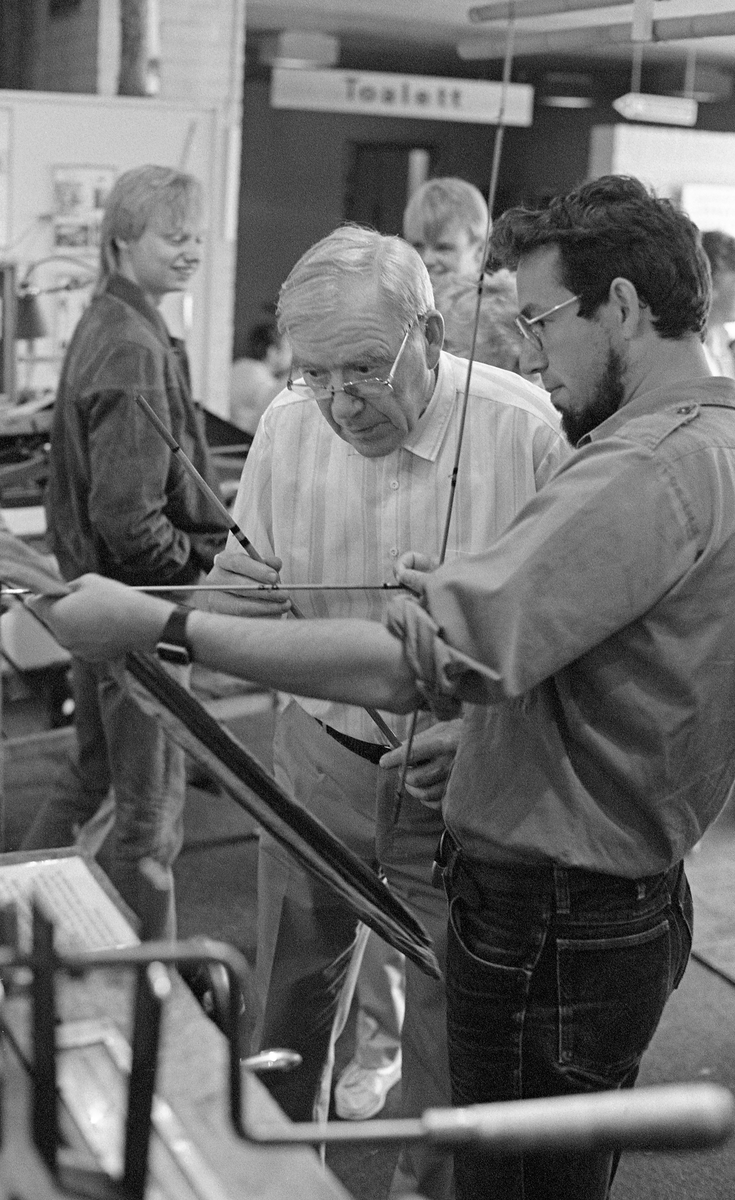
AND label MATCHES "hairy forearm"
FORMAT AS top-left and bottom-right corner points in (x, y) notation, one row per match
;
(186, 610), (420, 711)
(30, 576), (422, 713)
